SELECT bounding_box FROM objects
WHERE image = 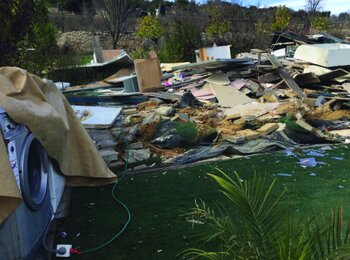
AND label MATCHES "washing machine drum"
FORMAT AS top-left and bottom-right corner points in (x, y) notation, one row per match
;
(20, 134), (49, 211)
